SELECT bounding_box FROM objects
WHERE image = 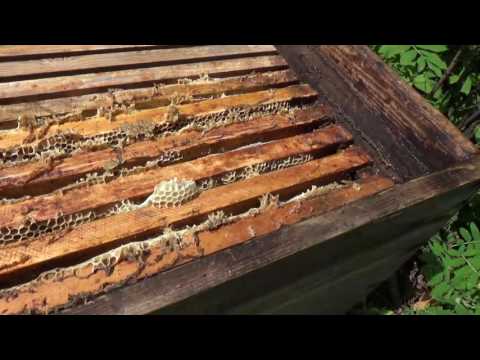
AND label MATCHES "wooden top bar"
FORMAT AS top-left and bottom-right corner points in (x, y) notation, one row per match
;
(0, 45), (277, 80)
(0, 45), (165, 59)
